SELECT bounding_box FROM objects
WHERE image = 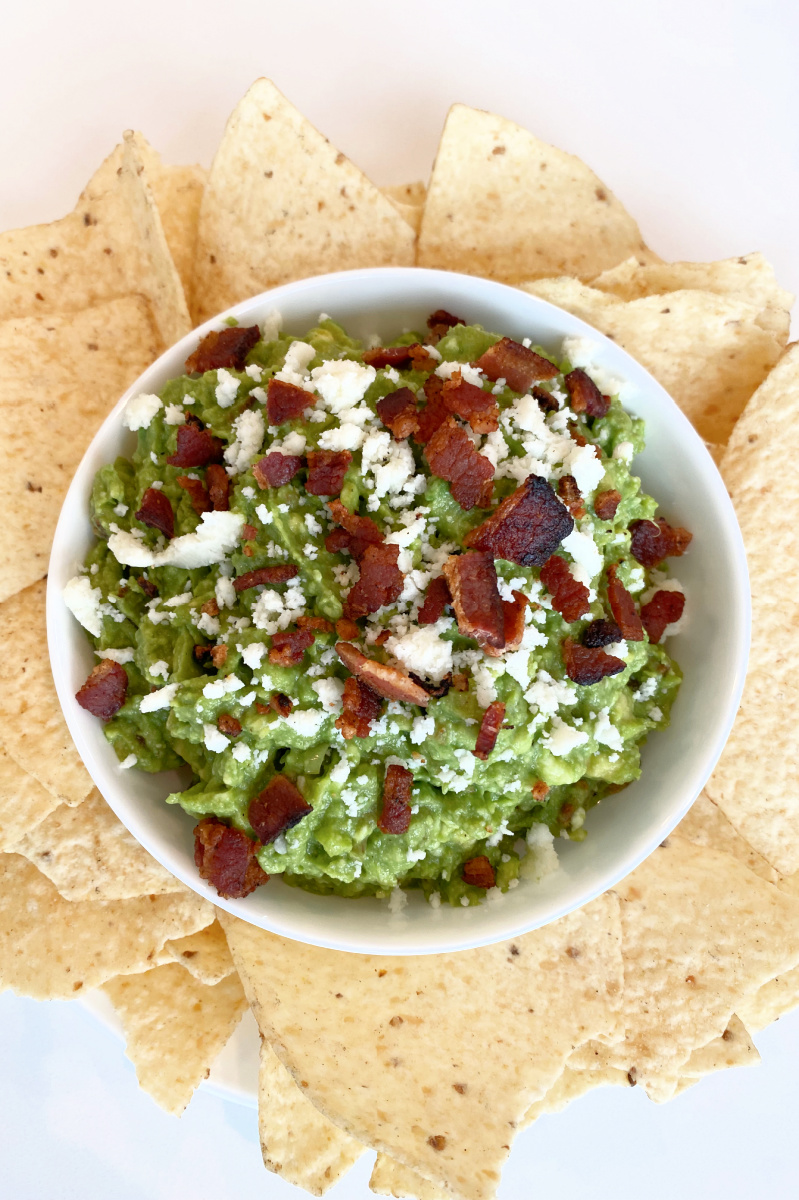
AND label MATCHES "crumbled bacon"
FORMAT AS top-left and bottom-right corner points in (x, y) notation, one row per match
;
(582, 618), (621, 648)
(269, 692), (293, 717)
(442, 372), (498, 434)
(557, 475), (586, 519)
(327, 499), (383, 560)
(564, 369), (610, 418)
(562, 638), (626, 686)
(376, 387), (419, 439)
(475, 337), (560, 391)
(253, 452), (302, 488)
(570, 427), (588, 447)
(306, 450), (352, 496)
(427, 309), (465, 341)
(296, 615), (334, 633)
(344, 543), (404, 619)
(335, 617), (361, 641)
(540, 555), (591, 622)
(606, 565), (644, 641)
(641, 589), (685, 643)
(206, 463), (230, 511)
(462, 855), (495, 888)
(166, 416), (224, 468)
(202, 598), (220, 616)
(233, 565), (298, 591)
(594, 489), (621, 520)
(210, 644), (228, 668)
(464, 475), (574, 565)
(630, 519), (693, 567)
(474, 701), (506, 760)
(424, 416), (495, 510)
(241, 523), (258, 542)
(135, 487), (174, 539)
(248, 775), (313, 844)
(335, 676), (385, 738)
(75, 659), (128, 721)
(268, 628), (314, 667)
(484, 590), (529, 658)
(185, 325), (260, 374)
(418, 575), (452, 625)
(533, 386), (559, 414)
(410, 673), (451, 698)
(409, 345), (438, 372)
(176, 475), (211, 515)
(194, 644), (211, 664)
(137, 575), (158, 599)
(451, 673), (469, 692)
(193, 817), (268, 899)
(414, 375), (450, 444)
(336, 642), (430, 706)
(532, 781), (550, 801)
(363, 344), (420, 369)
(217, 713), (242, 737)
(267, 378), (311, 426)
(378, 764), (413, 834)
(442, 552), (505, 650)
